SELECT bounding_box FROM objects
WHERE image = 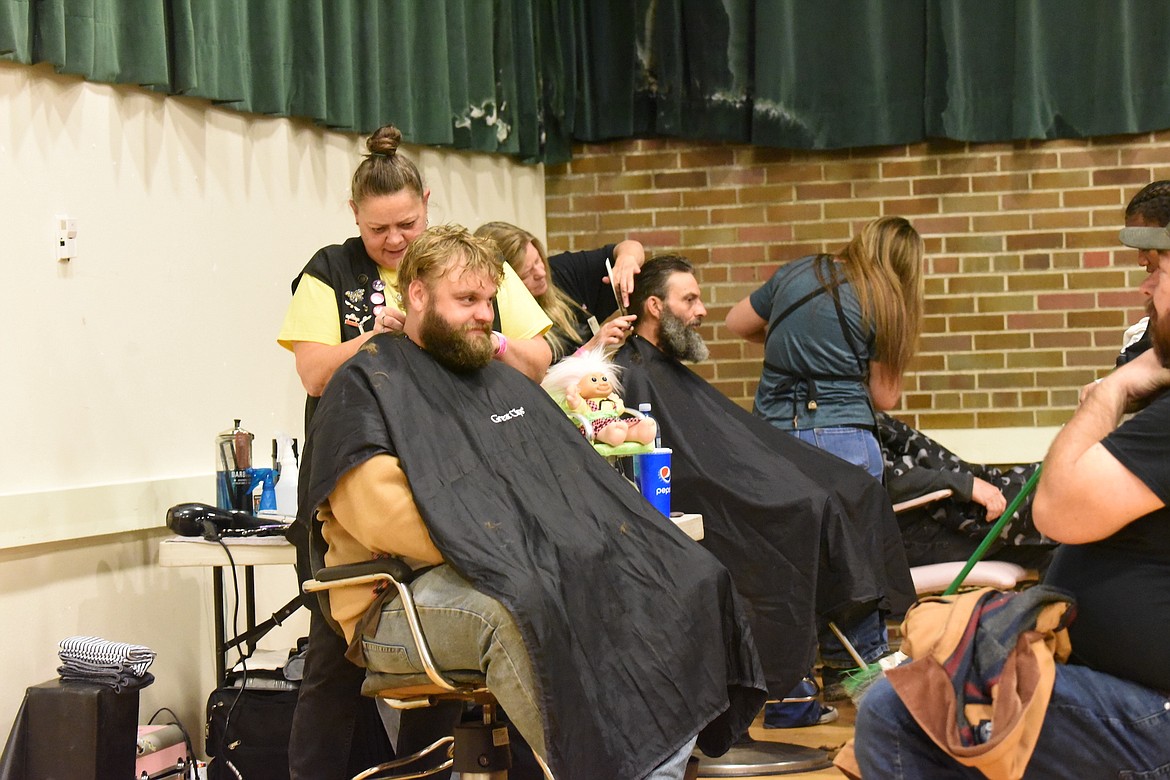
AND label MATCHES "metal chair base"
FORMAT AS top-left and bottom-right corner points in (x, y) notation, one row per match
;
(693, 739), (832, 777)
